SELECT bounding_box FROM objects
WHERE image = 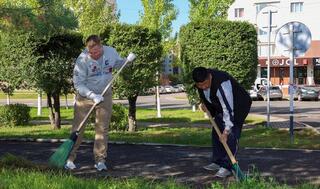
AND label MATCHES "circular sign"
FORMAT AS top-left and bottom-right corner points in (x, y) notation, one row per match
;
(275, 21), (312, 57)
(256, 6), (280, 32)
